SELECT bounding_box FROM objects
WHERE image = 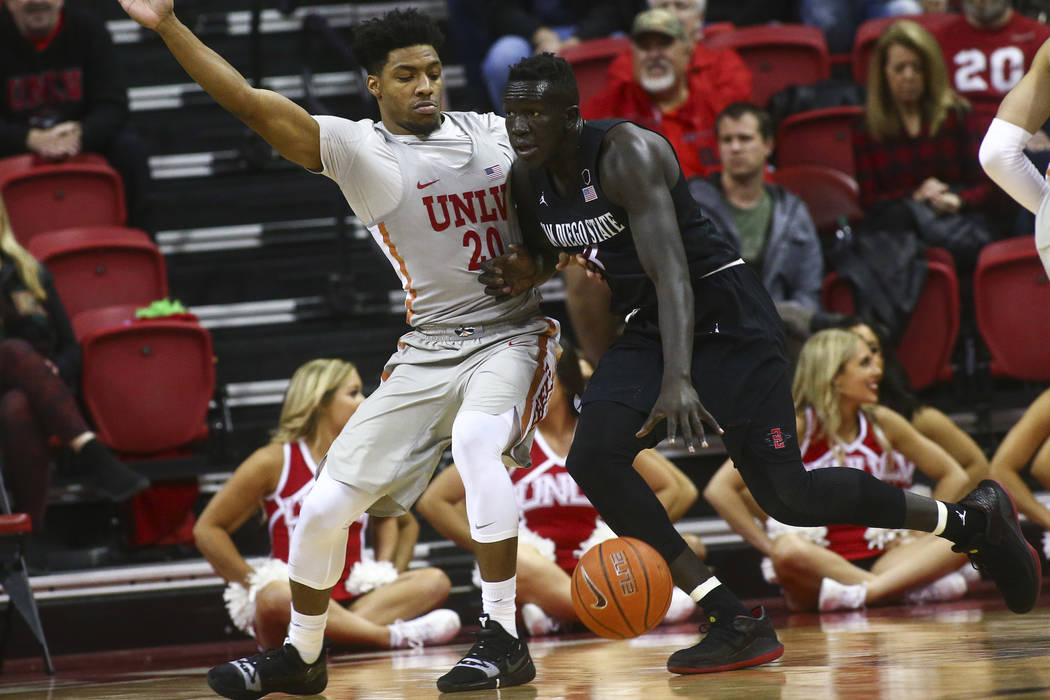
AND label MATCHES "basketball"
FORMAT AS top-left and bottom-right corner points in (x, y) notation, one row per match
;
(570, 537), (673, 639)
